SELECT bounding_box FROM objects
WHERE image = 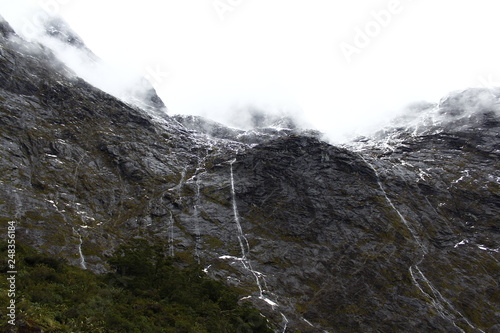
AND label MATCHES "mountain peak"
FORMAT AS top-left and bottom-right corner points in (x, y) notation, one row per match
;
(43, 16), (87, 49)
(3, 13), (168, 116)
(350, 87), (500, 153)
(0, 15), (15, 38)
